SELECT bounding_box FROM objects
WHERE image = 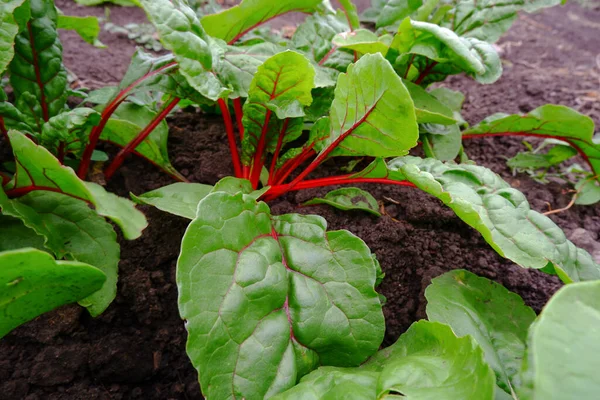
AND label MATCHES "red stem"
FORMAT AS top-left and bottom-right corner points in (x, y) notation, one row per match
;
(104, 98), (181, 181)
(462, 132), (594, 173)
(263, 175), (416, 201)
(5, 185), (90, 203)
(273, 146), (316, 185)
(0, 116), (8, 143)
(414, 61), (438, 85)
(233, 97), (245, 141)
(218, 99), (243, 178)
(268, 119), (289, 185)
(0, 171), (11, 186)
(228, 11), (311, 44)
(250, 110), (273, 188)
(319, 46), (338, 66)
(77, 62), (178, 179)
(27, 21), (49, 122)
